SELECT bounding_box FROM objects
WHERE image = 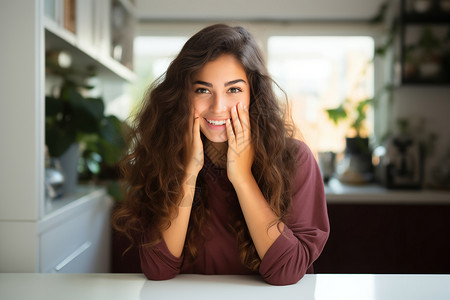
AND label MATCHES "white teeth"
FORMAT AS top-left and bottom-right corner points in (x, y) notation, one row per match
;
(207, 119), (226, 126)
